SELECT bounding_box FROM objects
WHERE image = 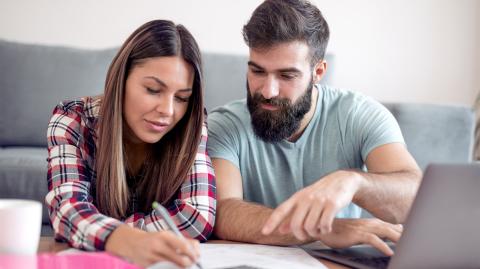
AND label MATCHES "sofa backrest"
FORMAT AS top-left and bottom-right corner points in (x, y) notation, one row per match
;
(0, 39), (475, 169)
(0, 40), (116, 147)
(0, 39), (333, 147)
(384, 103), (475, 170)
